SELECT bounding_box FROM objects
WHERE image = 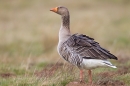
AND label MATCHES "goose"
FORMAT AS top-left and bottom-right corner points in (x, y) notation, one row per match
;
(50, 6), (118, 84)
